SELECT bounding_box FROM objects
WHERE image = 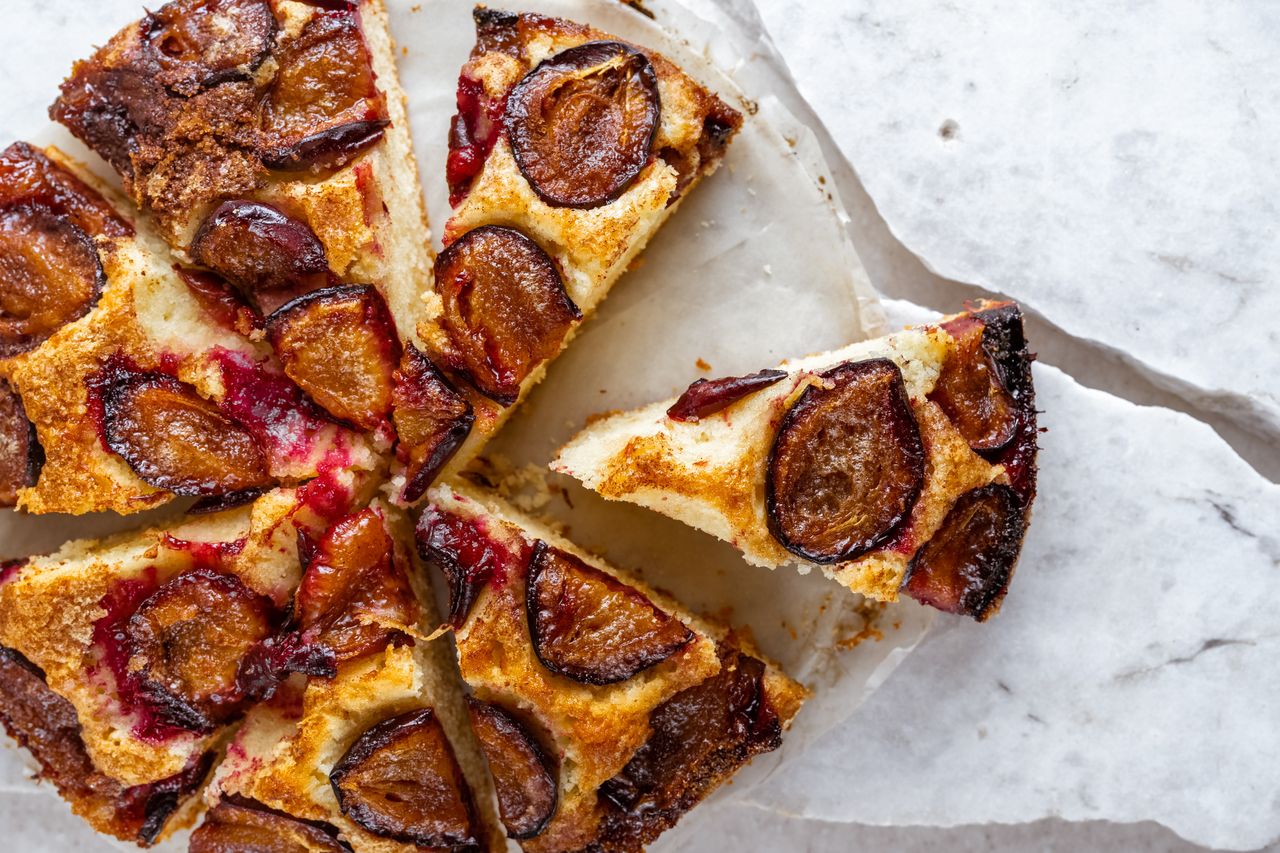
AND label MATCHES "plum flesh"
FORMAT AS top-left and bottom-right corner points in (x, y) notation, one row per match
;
(505, 41), (660, 208)
(466, 696), (557, 839)
(766, 358), (925, 563)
